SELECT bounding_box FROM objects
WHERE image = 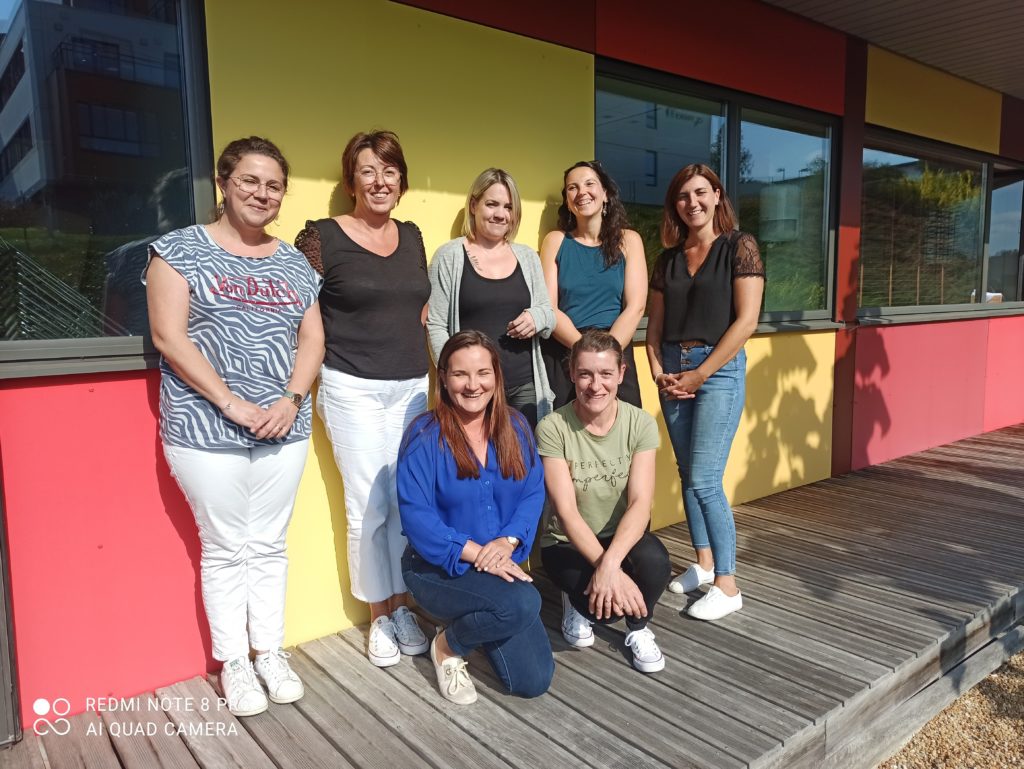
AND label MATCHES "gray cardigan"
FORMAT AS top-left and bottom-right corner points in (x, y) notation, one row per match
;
(427, 237), (556, 420)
